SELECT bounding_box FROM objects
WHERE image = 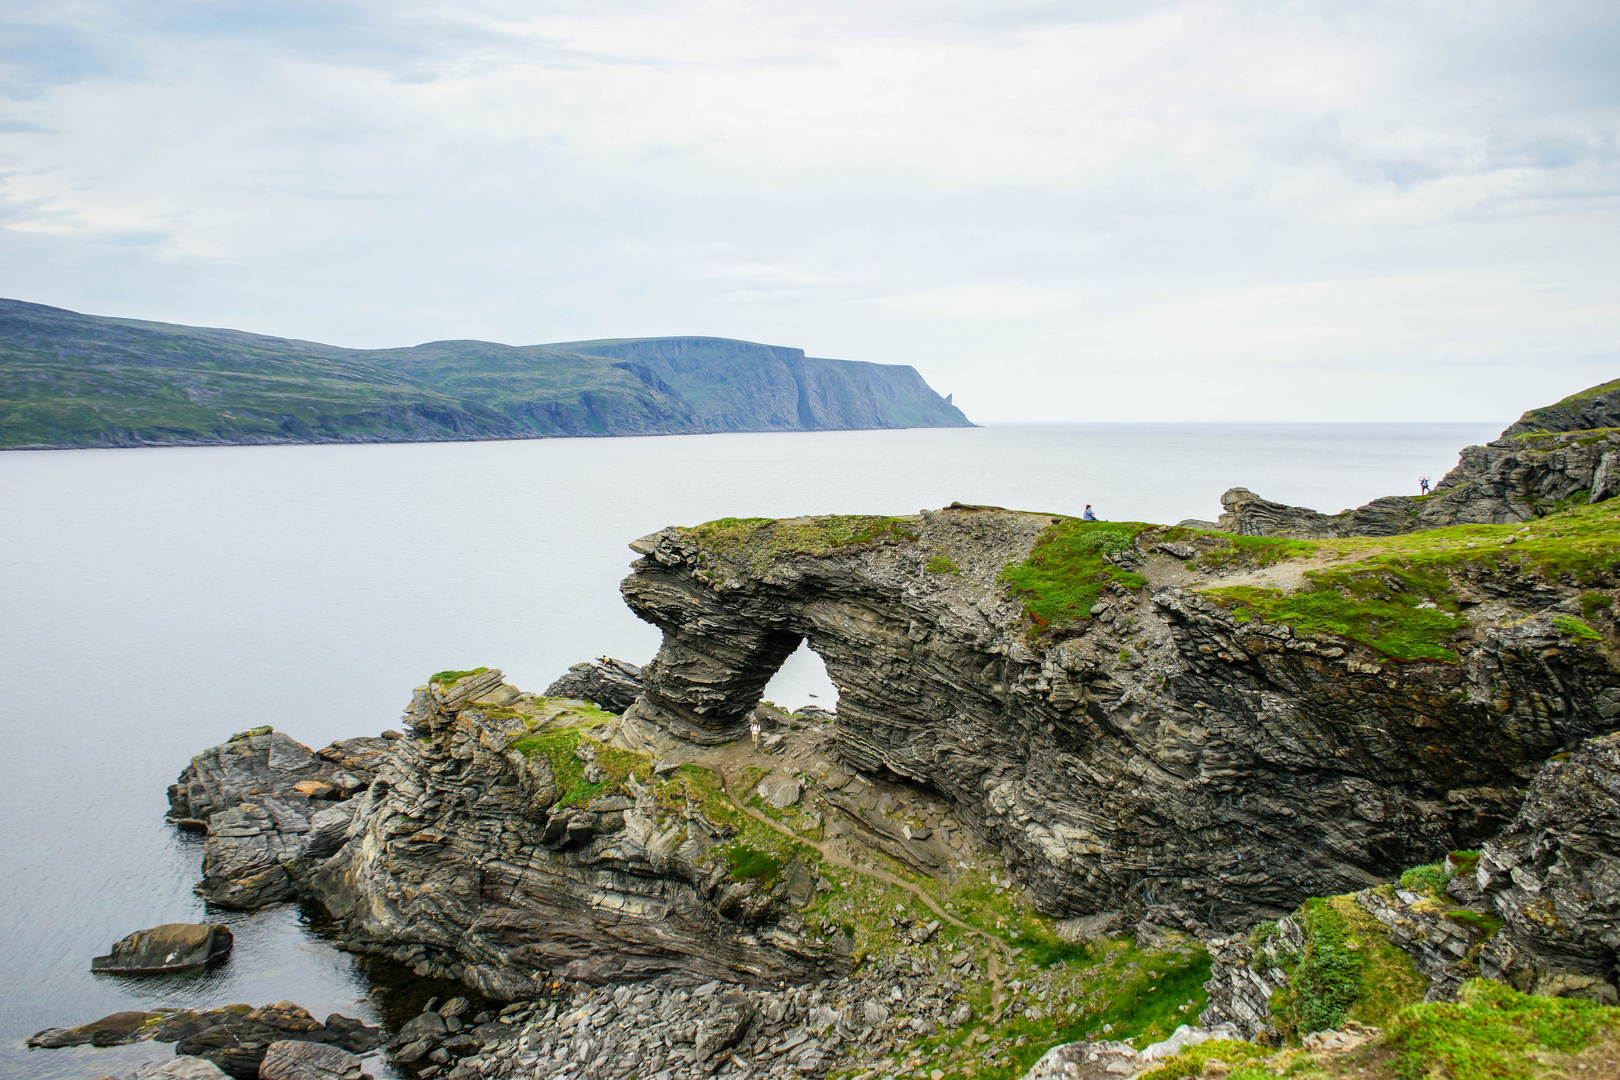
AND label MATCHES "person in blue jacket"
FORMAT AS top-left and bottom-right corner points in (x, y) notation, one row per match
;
(1083, 505), (1097, 521)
